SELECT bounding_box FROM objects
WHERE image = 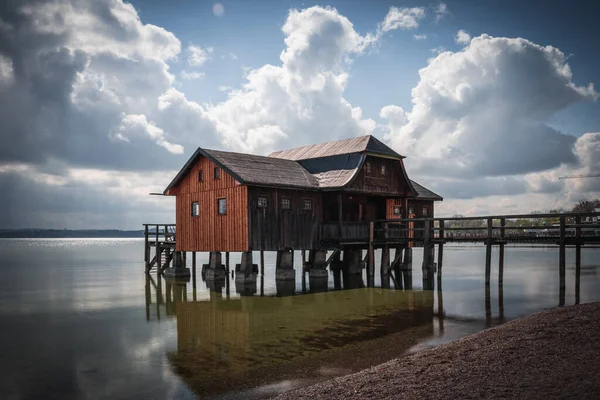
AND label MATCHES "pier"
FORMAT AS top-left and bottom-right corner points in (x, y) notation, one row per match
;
(144, 211), (600, 297)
